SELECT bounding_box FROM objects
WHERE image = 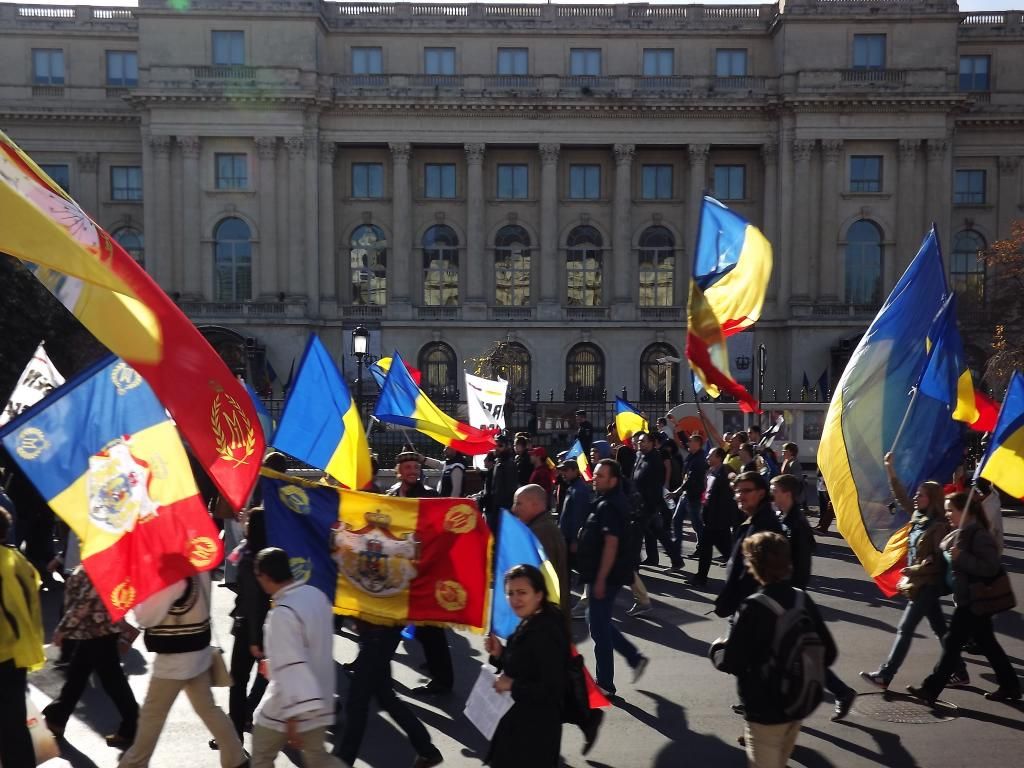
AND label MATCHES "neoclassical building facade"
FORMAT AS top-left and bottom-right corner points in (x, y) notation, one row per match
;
(1, 0), (1021, 401)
